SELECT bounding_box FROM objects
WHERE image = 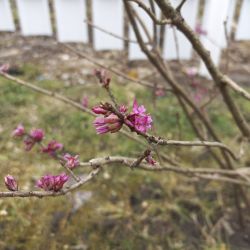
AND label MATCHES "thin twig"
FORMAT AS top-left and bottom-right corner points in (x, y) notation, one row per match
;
(61, 43), (172, 92)
(84, 19), (140, 44)
(176, 0), (187, 12)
